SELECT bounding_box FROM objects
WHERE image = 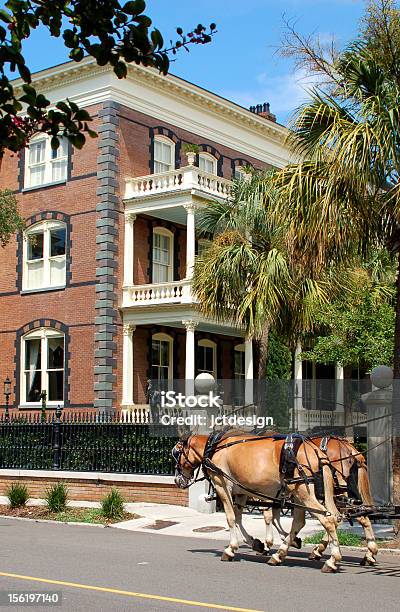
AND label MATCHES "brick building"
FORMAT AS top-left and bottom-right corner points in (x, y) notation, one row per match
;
(0, 57), (292, 414)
